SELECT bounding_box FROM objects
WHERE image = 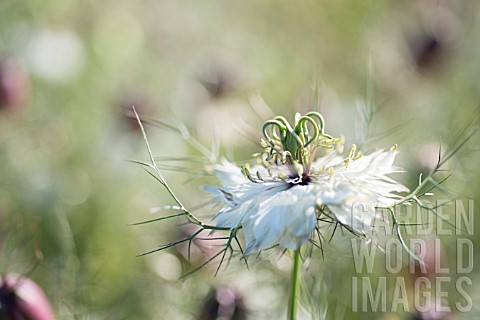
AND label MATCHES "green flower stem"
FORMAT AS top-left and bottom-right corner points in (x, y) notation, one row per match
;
(288, 249), (301, 320)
